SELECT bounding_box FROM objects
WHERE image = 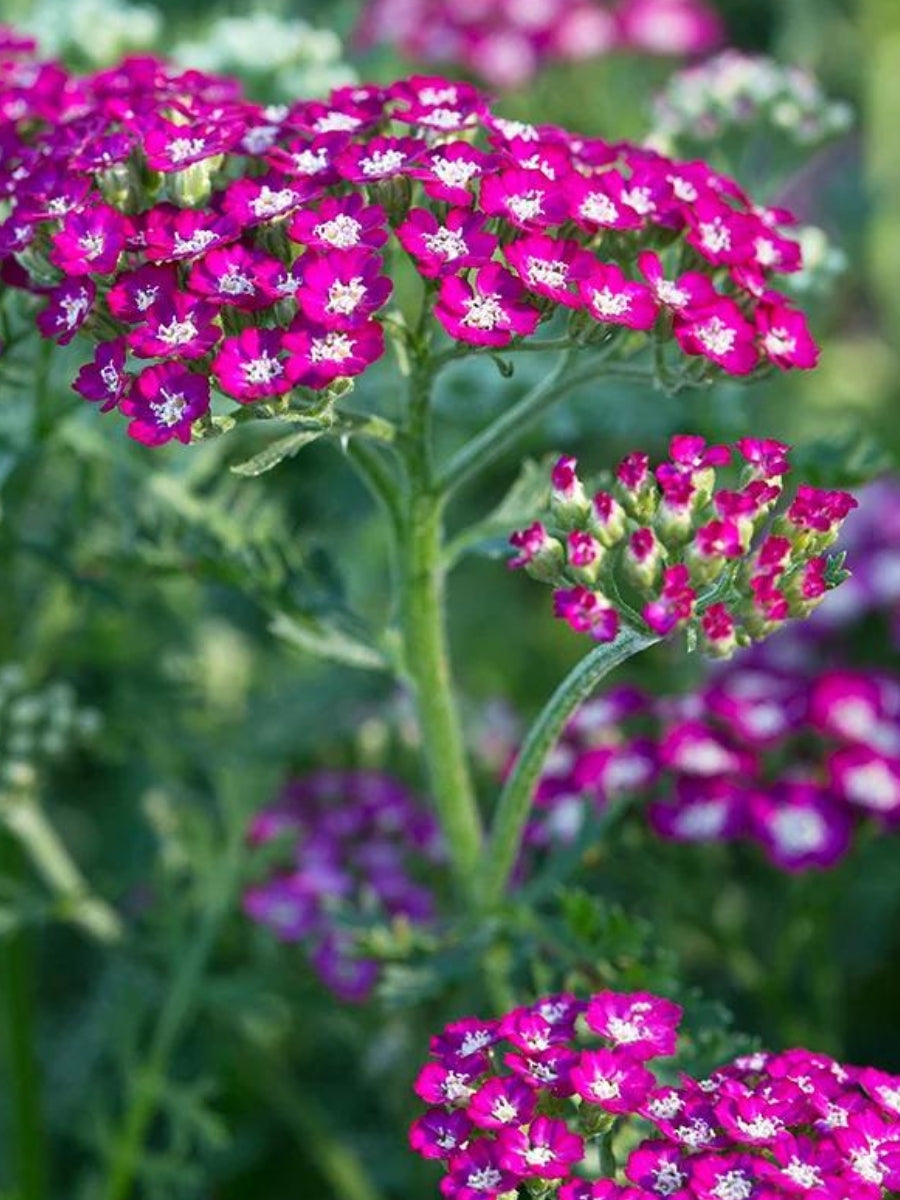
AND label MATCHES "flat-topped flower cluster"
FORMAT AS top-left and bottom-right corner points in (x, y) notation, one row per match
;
(529, 664), (900, 872)
(0, 35), (818, 446)
(357, 0), (722, 90)
(411, 987), (900, 1199)
(509, 437), (856, 655)
(243, 770), (442, 1002)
